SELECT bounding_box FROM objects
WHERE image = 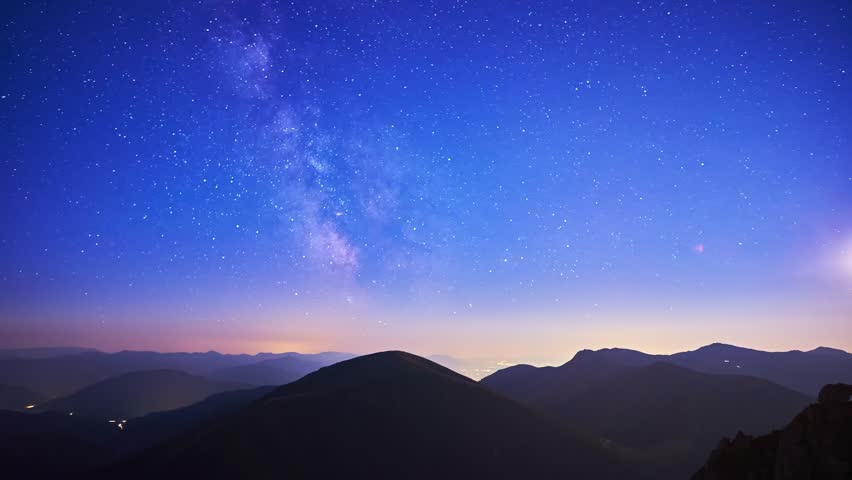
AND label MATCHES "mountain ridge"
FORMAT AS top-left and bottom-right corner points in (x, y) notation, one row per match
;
(37, 369), (246, 419)
(112, 350), (646, 479)
(481, 351), (815, 478)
